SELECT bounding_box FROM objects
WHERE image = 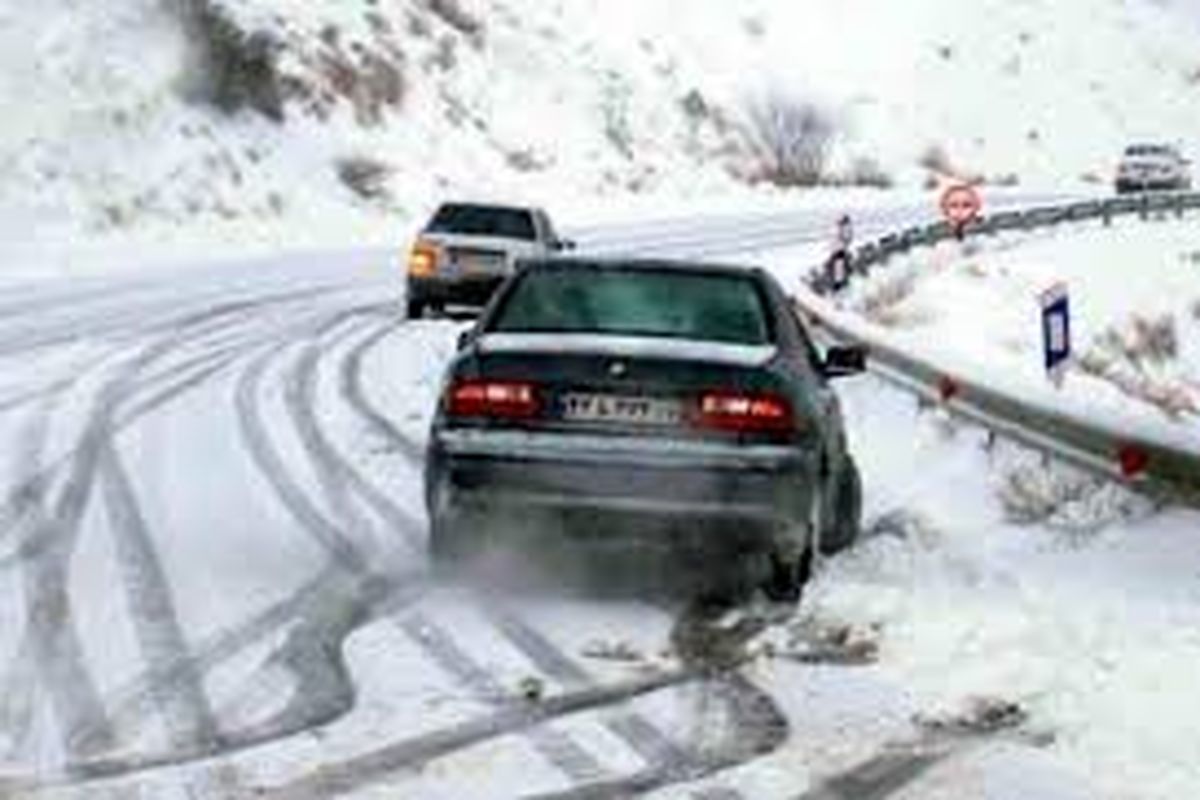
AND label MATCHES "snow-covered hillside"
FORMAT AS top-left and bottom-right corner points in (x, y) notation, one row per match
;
(5, 0), (1200, 247)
